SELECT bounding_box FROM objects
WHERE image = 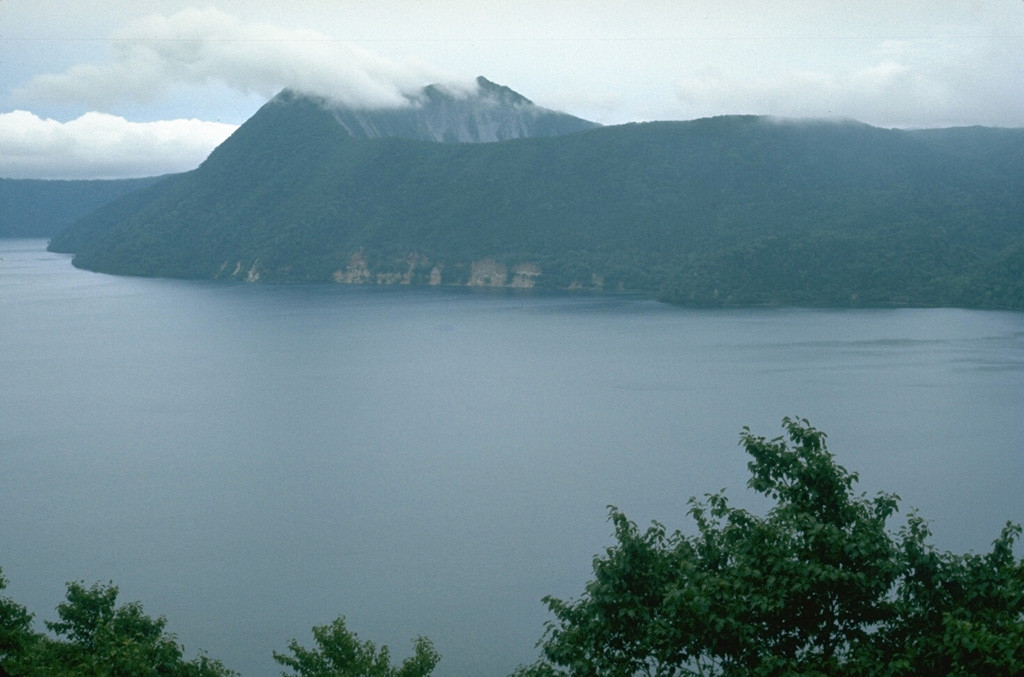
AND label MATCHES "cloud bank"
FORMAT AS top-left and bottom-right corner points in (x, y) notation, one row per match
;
(0, 111), (237, 179)
(674, 38), (1024, 129)
(17, 7), (456, 111)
